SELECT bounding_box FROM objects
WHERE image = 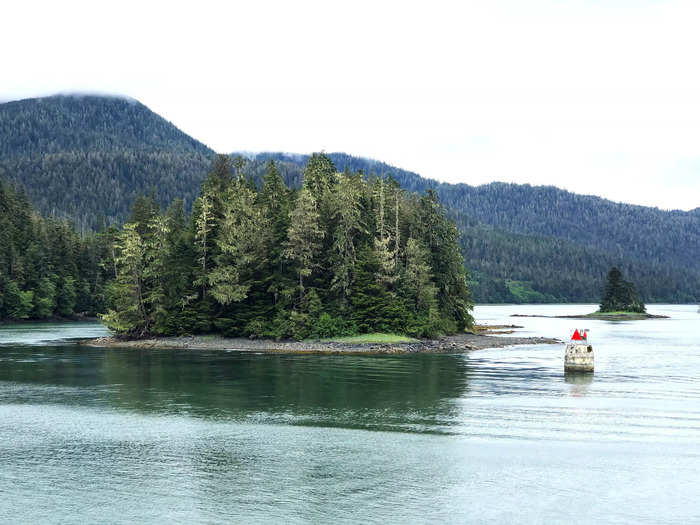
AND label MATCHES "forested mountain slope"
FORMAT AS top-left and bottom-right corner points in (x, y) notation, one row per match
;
(2, 95), (698, 303)
(0, 95), (210, 156)
(0, 95), (213, 229)
(439, 183), (699, 269)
